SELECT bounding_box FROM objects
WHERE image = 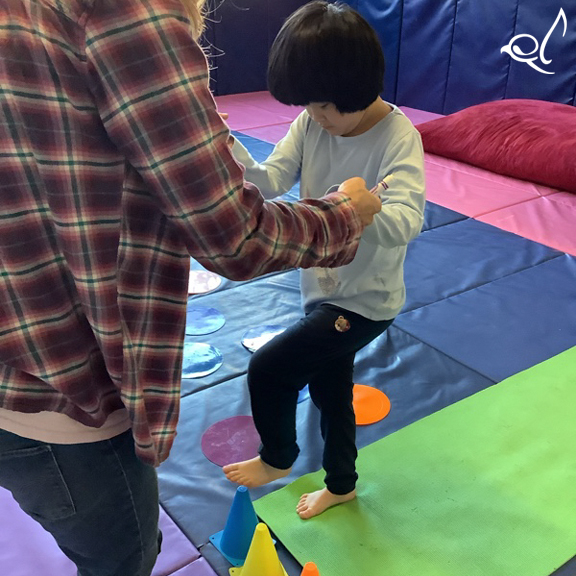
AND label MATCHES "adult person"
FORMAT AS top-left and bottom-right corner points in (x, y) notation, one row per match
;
(0, 0), (380, 574)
